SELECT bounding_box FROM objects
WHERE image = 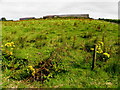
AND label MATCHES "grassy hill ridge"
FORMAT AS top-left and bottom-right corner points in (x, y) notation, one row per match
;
(1, 19), (119, 88)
